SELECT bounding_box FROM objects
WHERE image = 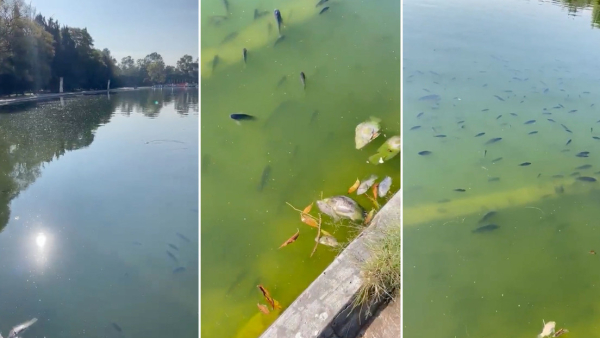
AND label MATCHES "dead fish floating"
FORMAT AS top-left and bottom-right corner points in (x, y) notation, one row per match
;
(357, 175), (378, 195)
(378, 176), (392, 197)
(3, 318), (38, 338)
(317, 235), (339, 247)
(317, 196), (364, 222)
(355, 117), (381, 149)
